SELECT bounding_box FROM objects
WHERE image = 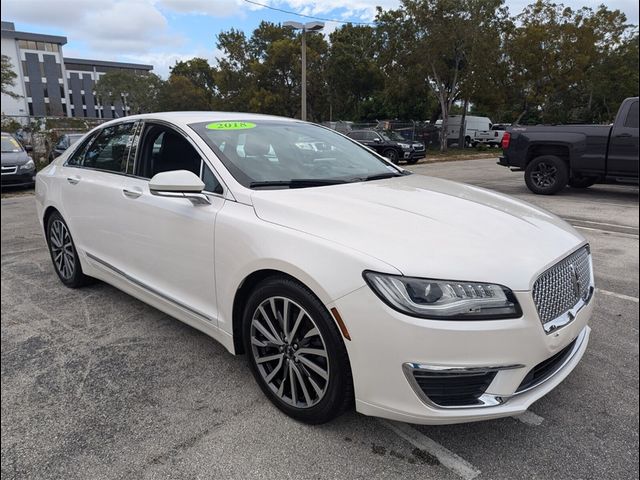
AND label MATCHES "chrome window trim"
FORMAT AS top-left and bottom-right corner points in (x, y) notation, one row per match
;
(85, 251), (215, 323)
(403, 326), (588, 409)
(62, 119), (230, 201)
